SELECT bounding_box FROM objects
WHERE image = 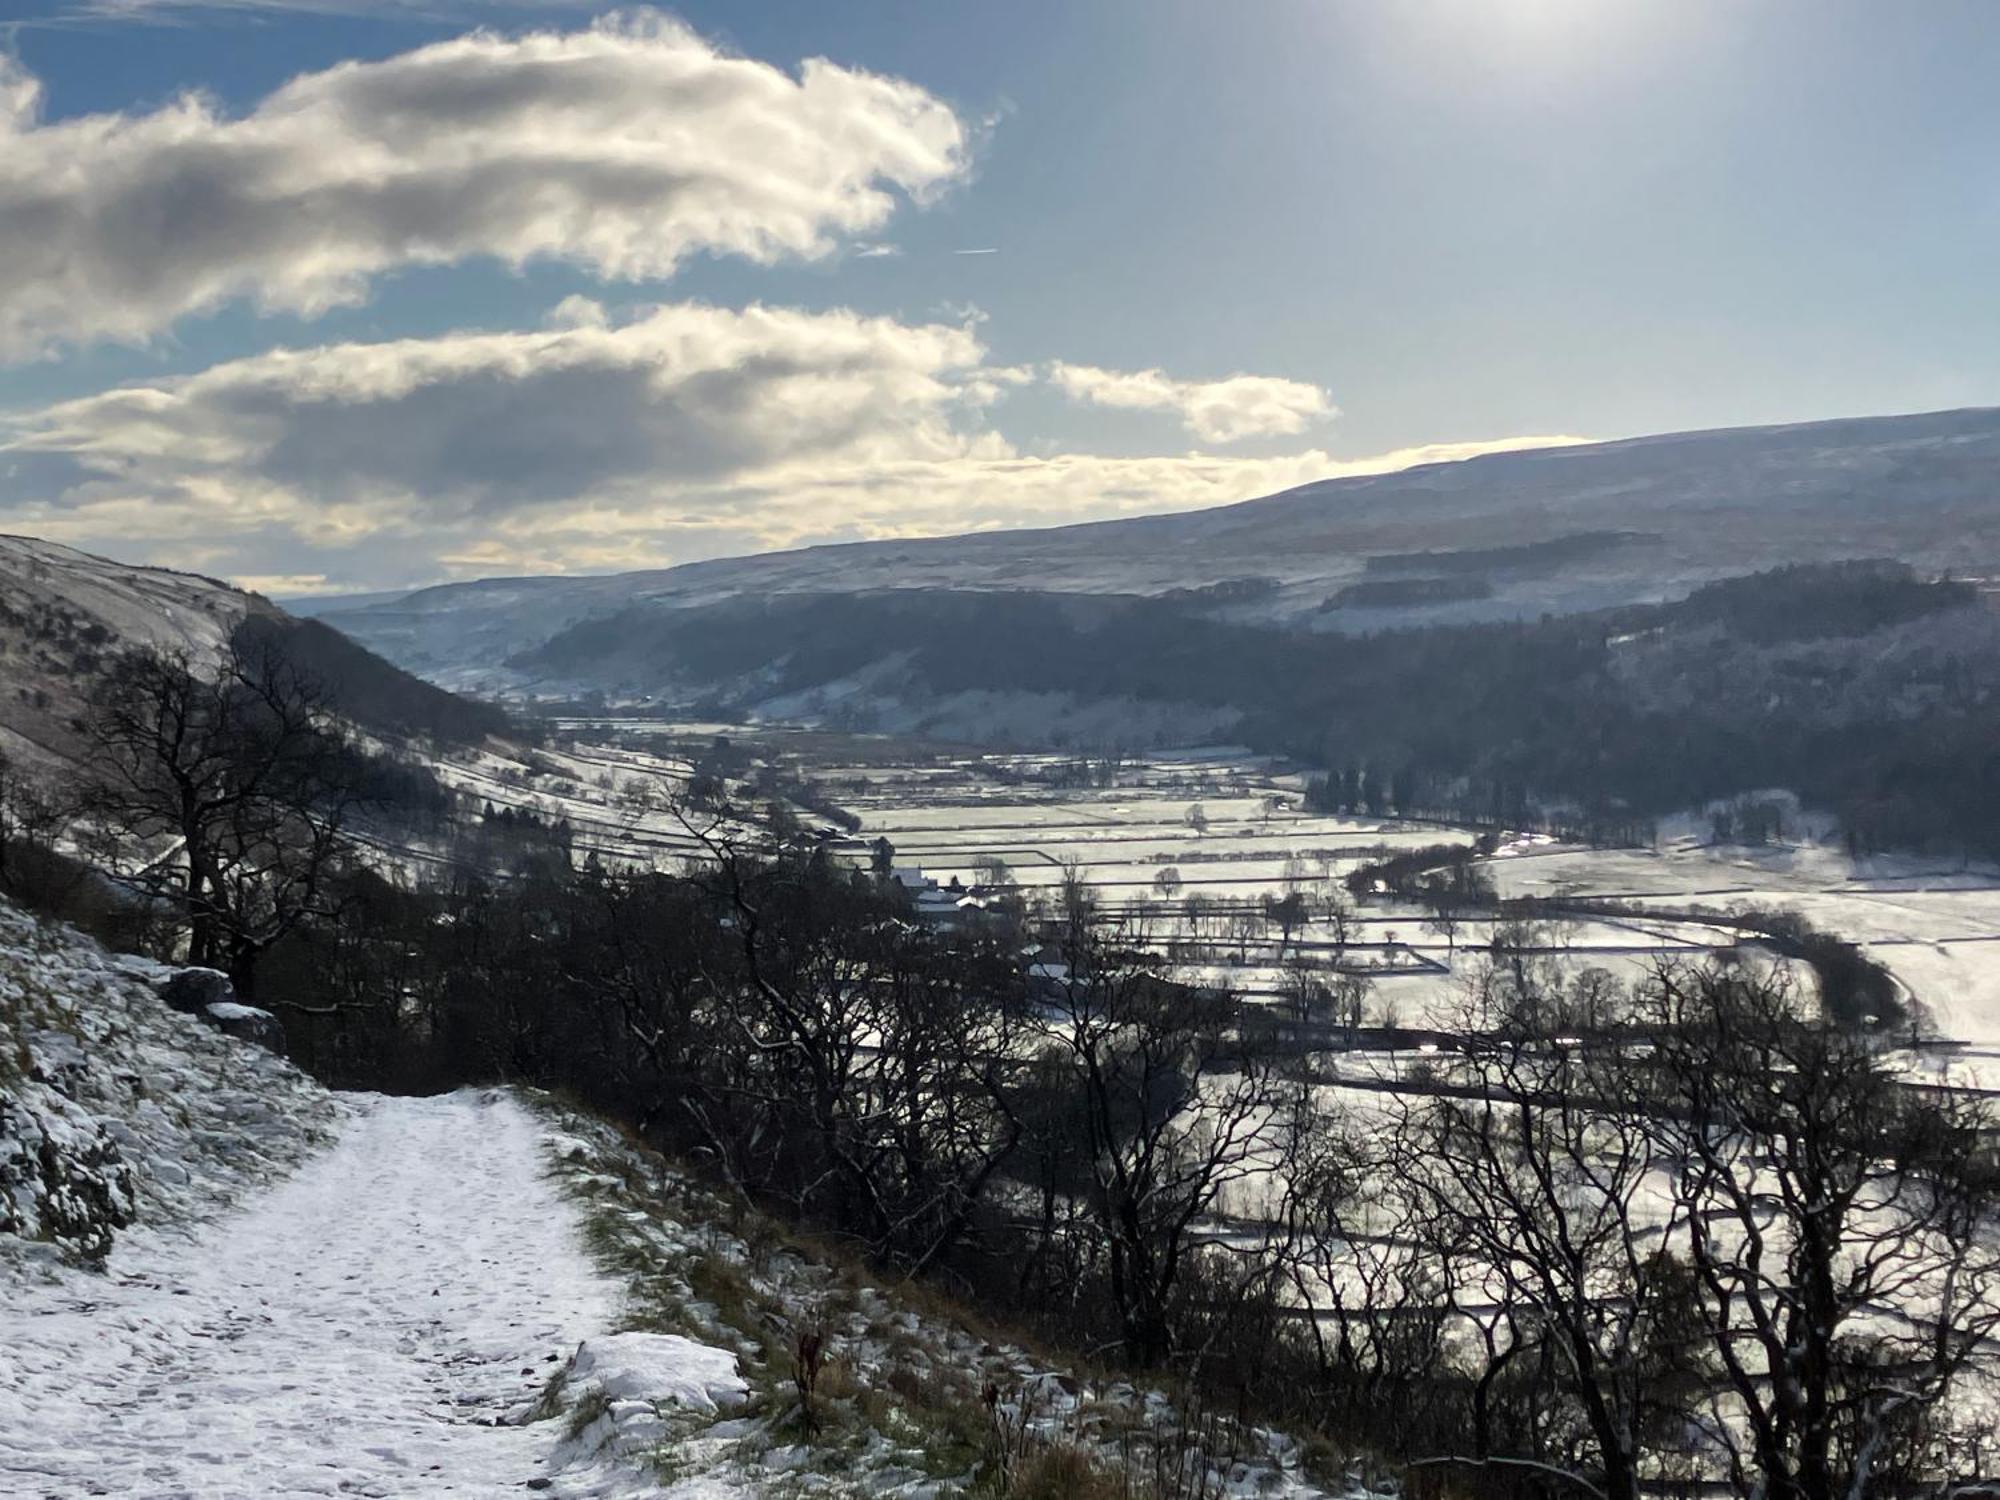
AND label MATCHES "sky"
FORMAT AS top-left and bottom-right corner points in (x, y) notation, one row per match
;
(0, 0), (1996, 595)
